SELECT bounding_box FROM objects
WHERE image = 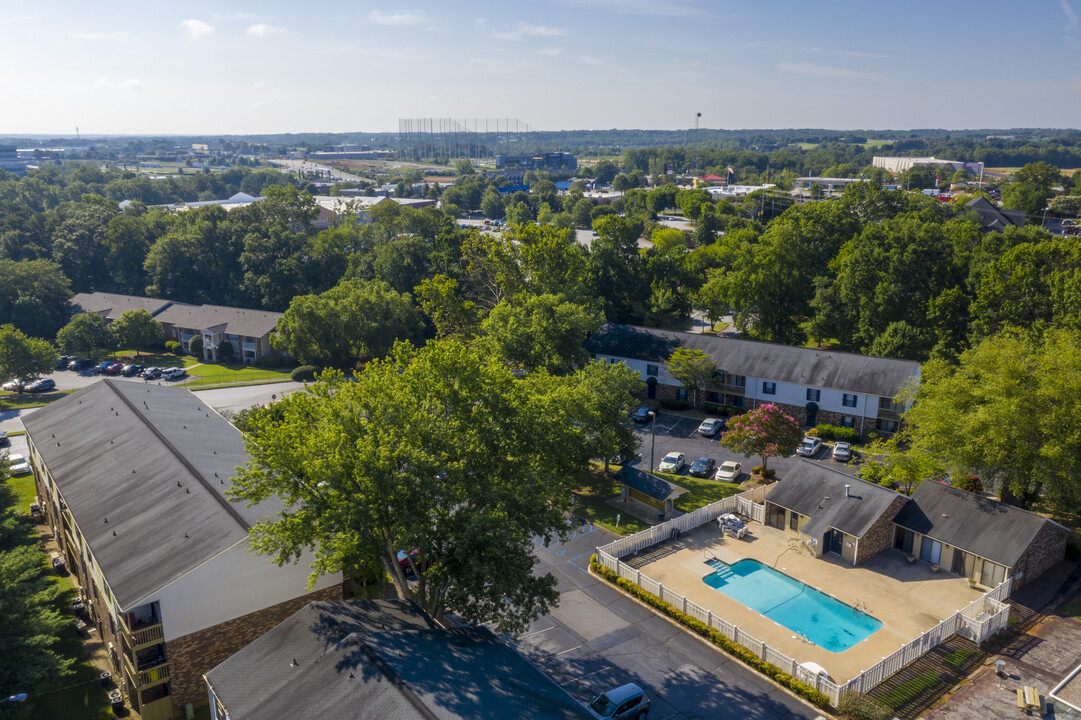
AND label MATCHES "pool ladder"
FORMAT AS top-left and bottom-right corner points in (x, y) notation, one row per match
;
(854, 599), (868, 613)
